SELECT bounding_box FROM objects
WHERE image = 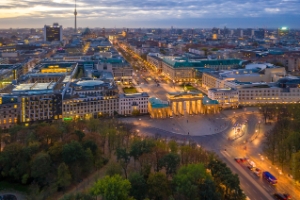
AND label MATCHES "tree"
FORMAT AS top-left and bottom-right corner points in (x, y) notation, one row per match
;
(128, 172), (147, 200)
(208, 160), (245, 200)
(57, 162), (72, 190)
(168, 140), (178, 153)
(74, 130), (85, 142)
(173, 163), (209, 200)
(105, 162), (123, 177)
(115, 148), (131, 178)
(31, 152), (51, 185)
(291, 150), (300, 182)
(130, 139), (155, 163)
(90, 174), (131, 200)
(0, 142), (38, 183)
(159, 153), (180, 177)
(83, 140), (98, 154)
(62, 141), (86, 165)
(83, 148), (94, 173)
(61, 193), (94, 200)
(147, 172), (170, 200)
(198, 179), (221, 200)
(48, 142), (63, 163)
